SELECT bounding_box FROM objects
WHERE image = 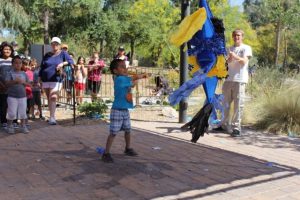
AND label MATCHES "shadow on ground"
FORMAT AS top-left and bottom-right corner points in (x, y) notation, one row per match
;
(0, 124), (299, 199)
(155, 124), (300, 152)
